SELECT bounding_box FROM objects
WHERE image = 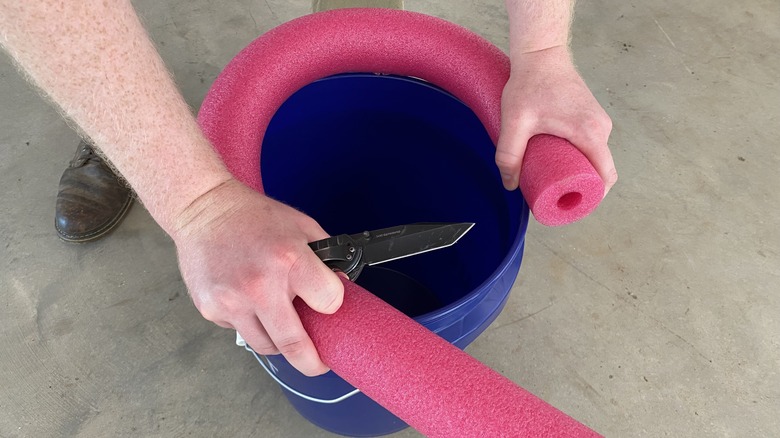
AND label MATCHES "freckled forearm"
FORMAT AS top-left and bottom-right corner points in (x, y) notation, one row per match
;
(505, 0), (575, 58)
(0, 0), (233, 235)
